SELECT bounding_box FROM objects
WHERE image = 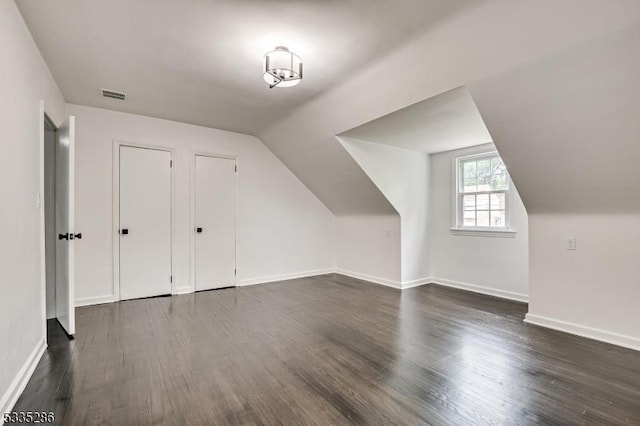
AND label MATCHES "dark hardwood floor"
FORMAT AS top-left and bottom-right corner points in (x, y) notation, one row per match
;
(14, 274), (640, 425)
